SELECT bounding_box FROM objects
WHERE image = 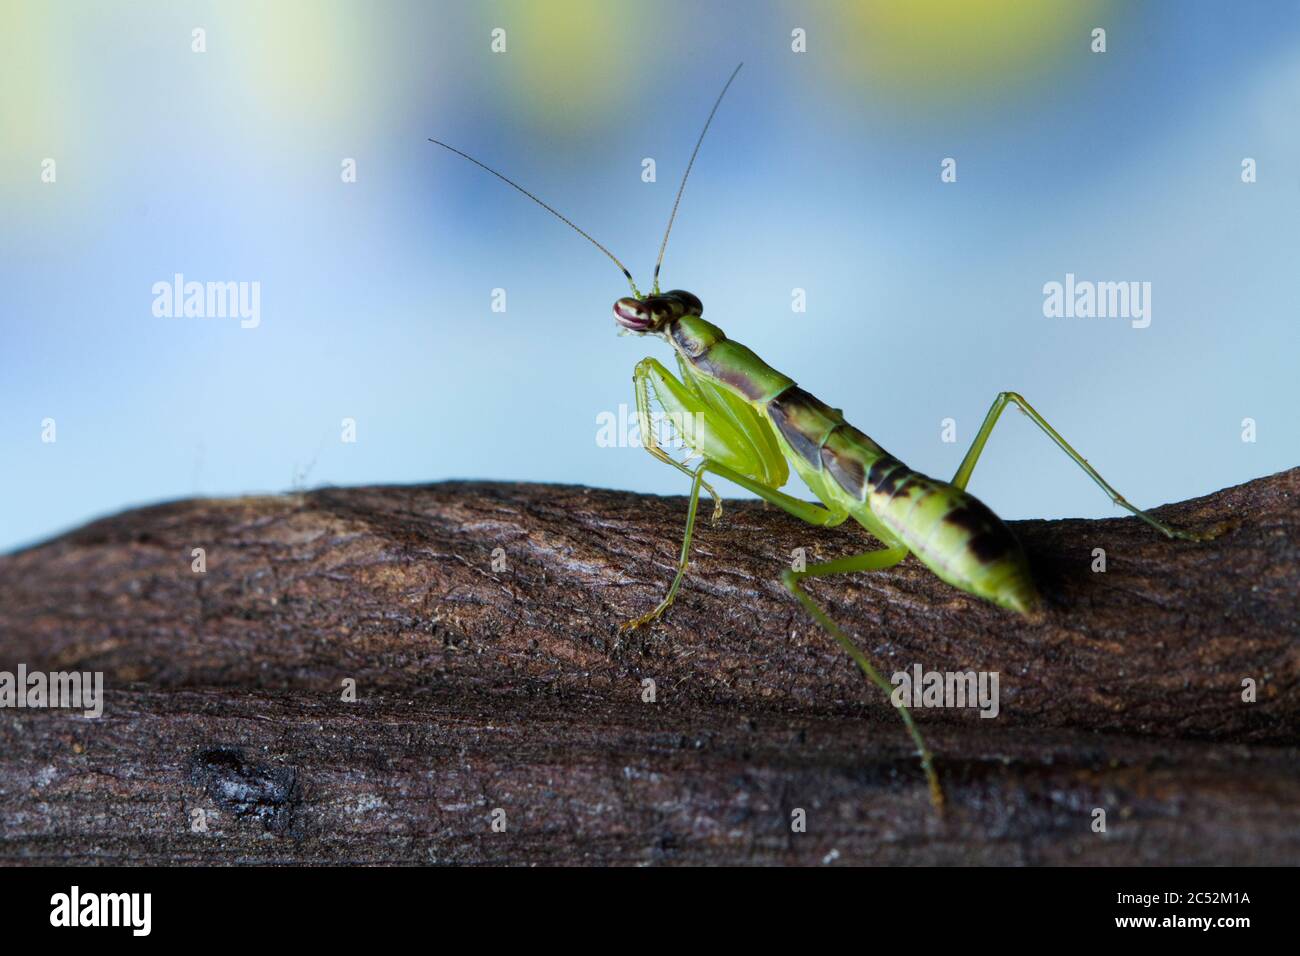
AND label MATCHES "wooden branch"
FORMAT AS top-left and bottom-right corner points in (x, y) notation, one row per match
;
(1, 469), (1297, 865)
